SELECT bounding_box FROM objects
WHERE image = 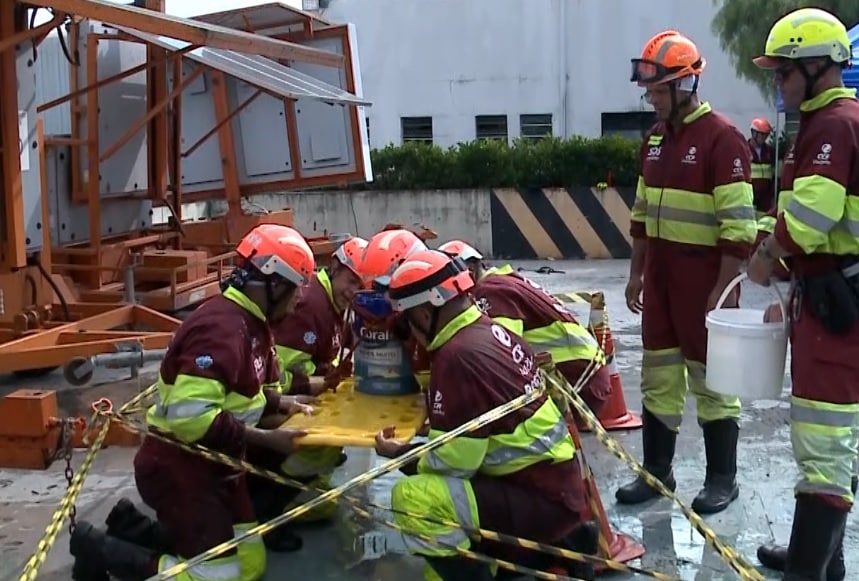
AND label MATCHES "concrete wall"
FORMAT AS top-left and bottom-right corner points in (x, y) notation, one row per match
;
(319, 0), (772, 148)
(158, 187), (636, 260)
